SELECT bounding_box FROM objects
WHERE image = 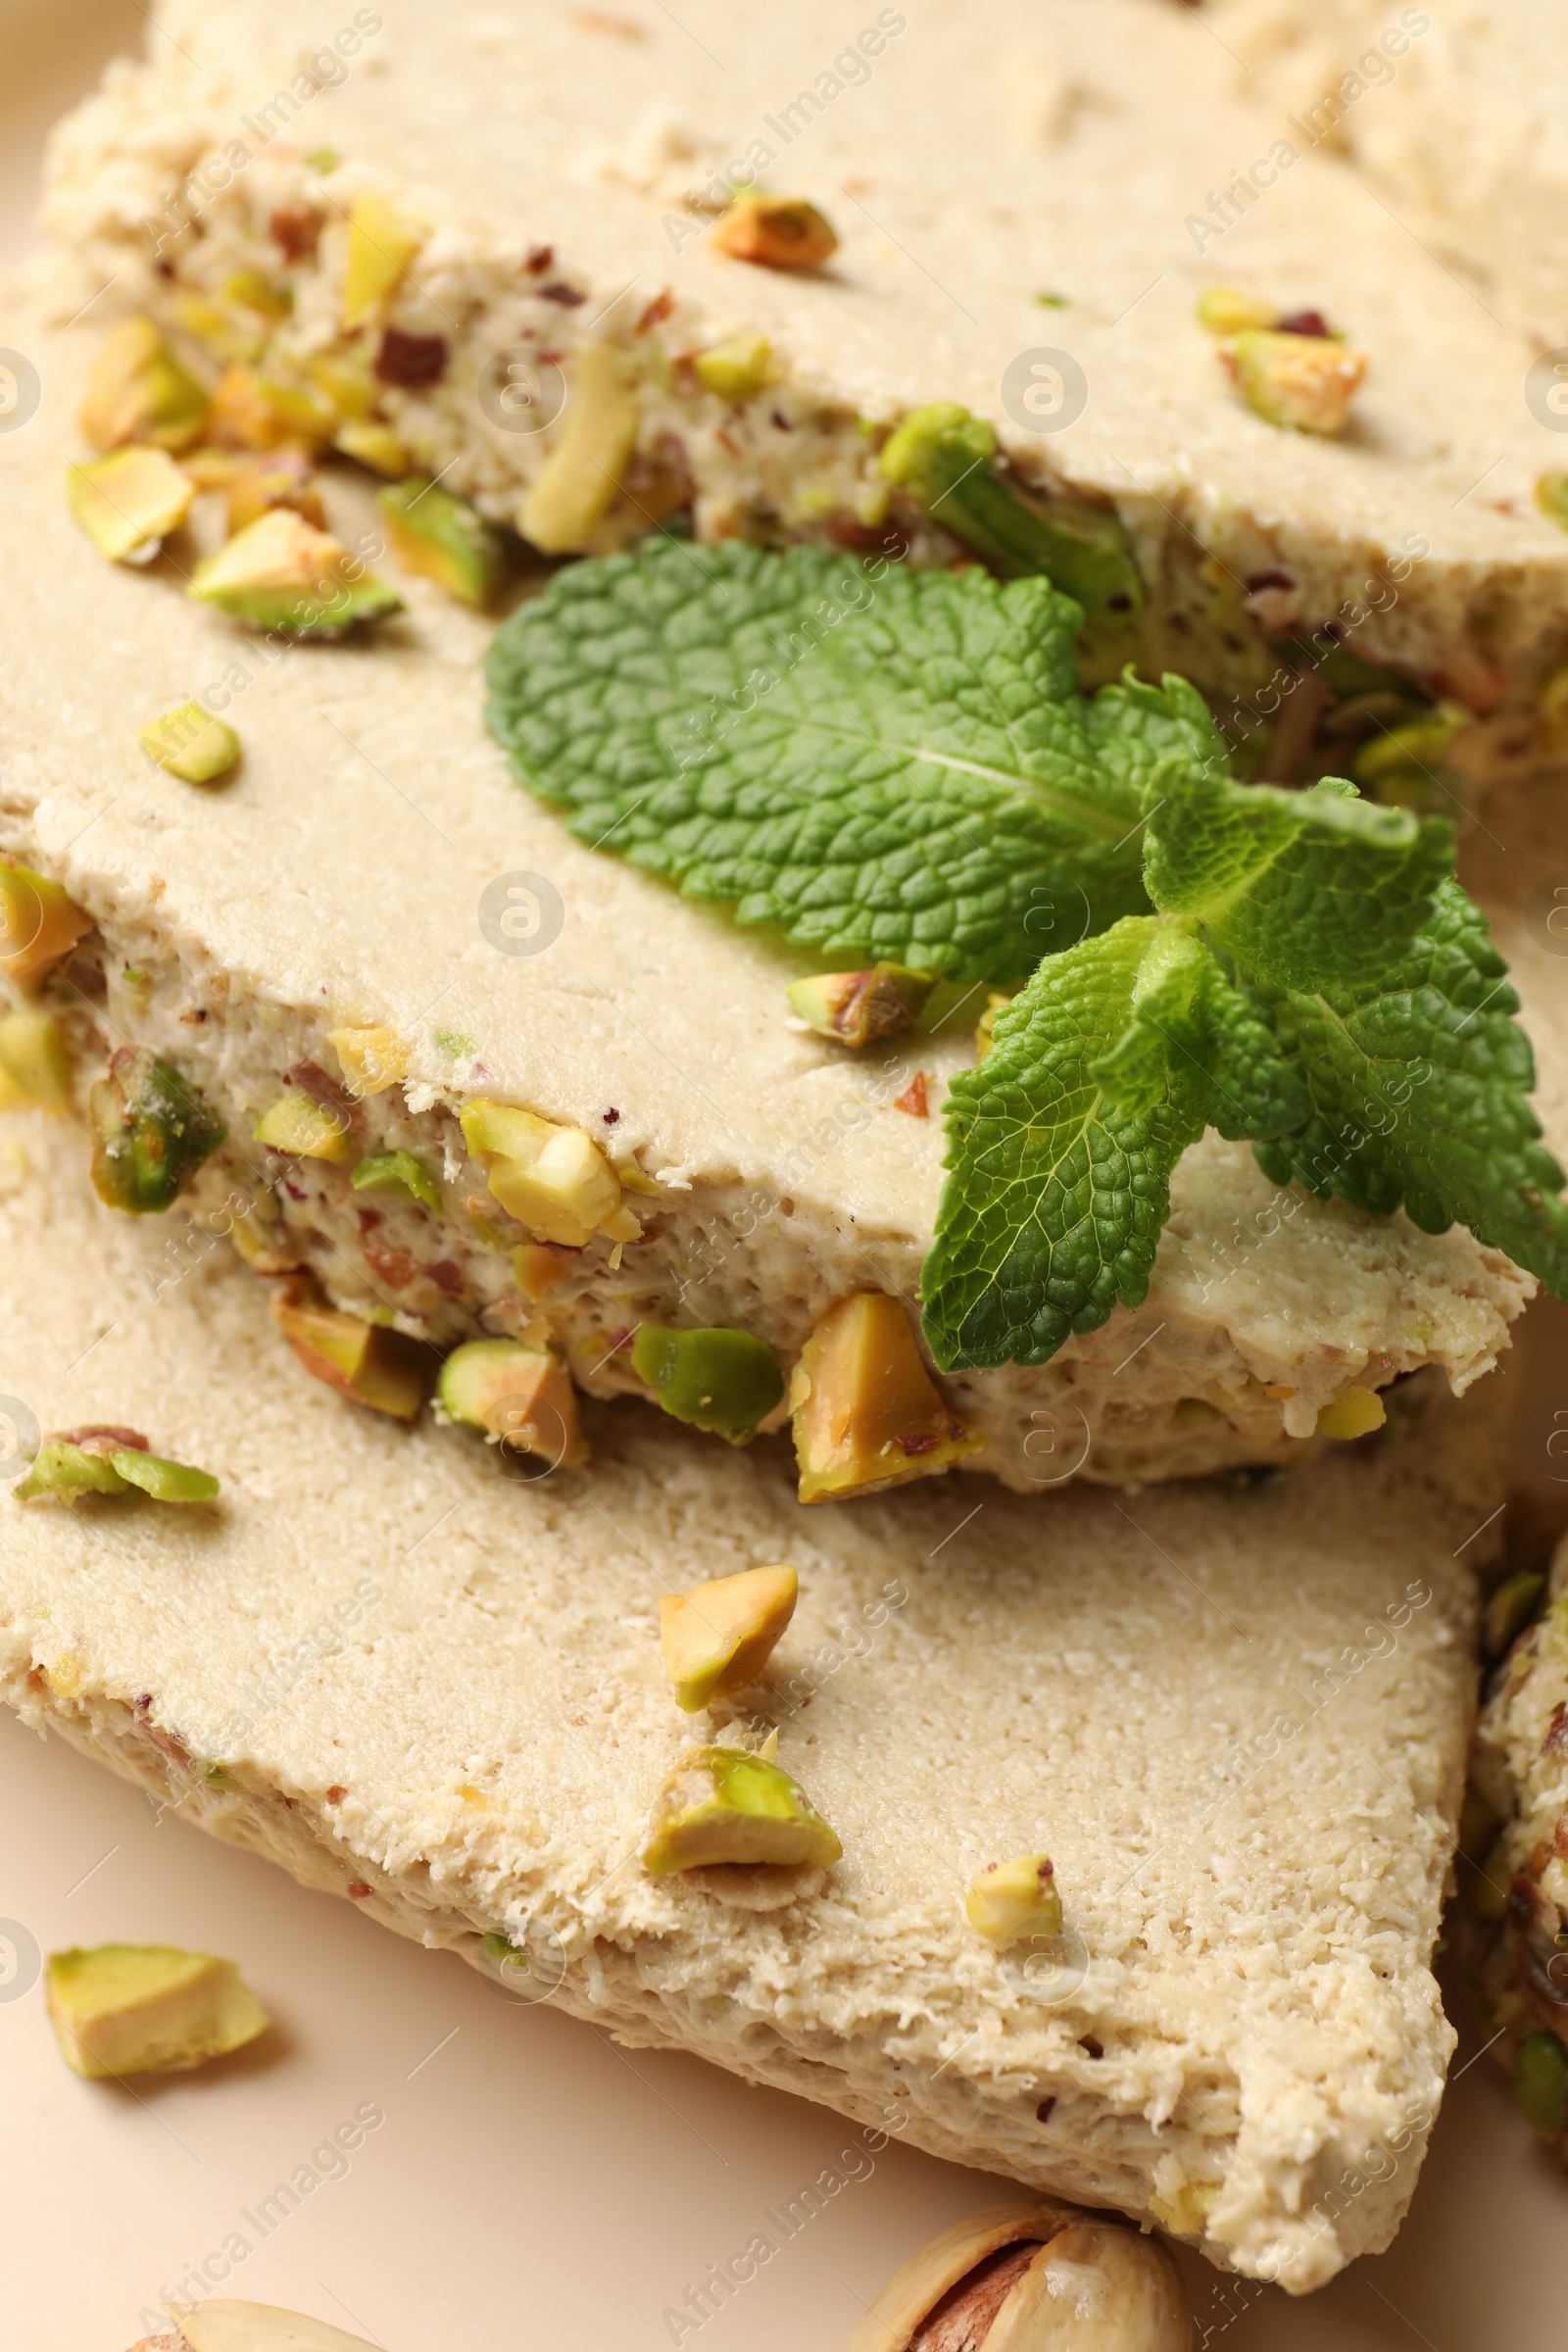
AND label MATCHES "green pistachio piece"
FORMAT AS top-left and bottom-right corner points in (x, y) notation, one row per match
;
(1516, 2031), (1568, 2140)
(437, 1336), (585, 1466)
(641, 1743), (842, 1873)
(0, 863), (93, 988)
(631, 1323), (784, 1445)
(350, 1149), (443, 1211)
(1223, 329), (1367, 436)
(878, 402), (1143, 620)
(787, 961), (935, 1048)
(660, 1564), (799, 1711)
(80, 315), (209, 453)
(44, 1943), (269, 2078)
(189, 510), (403, 637)
(1351, 701), (1467, 790)
(254, 1091), (354, 1161)
(341, 188), (424, 329)
(15, 1440), (133, 1503)
(965, 1853), (1063, 1944)
(88, 1047), (225, 1213)
(68, 446), (195, 563)
(140, 701), (242, 784)
(693, 334), (774, 400)
(378, 475), (506, 608)
(0, 1008), (70, 1109)
(109, 1449), (220, 1502)
(1485, 1569), (1546, 1660)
